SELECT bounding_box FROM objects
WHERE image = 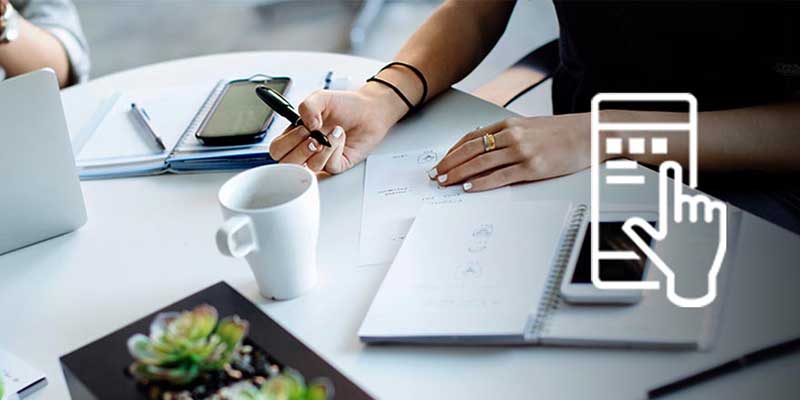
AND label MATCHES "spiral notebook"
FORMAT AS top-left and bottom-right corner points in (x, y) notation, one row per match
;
(359, 201), (720, 349)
